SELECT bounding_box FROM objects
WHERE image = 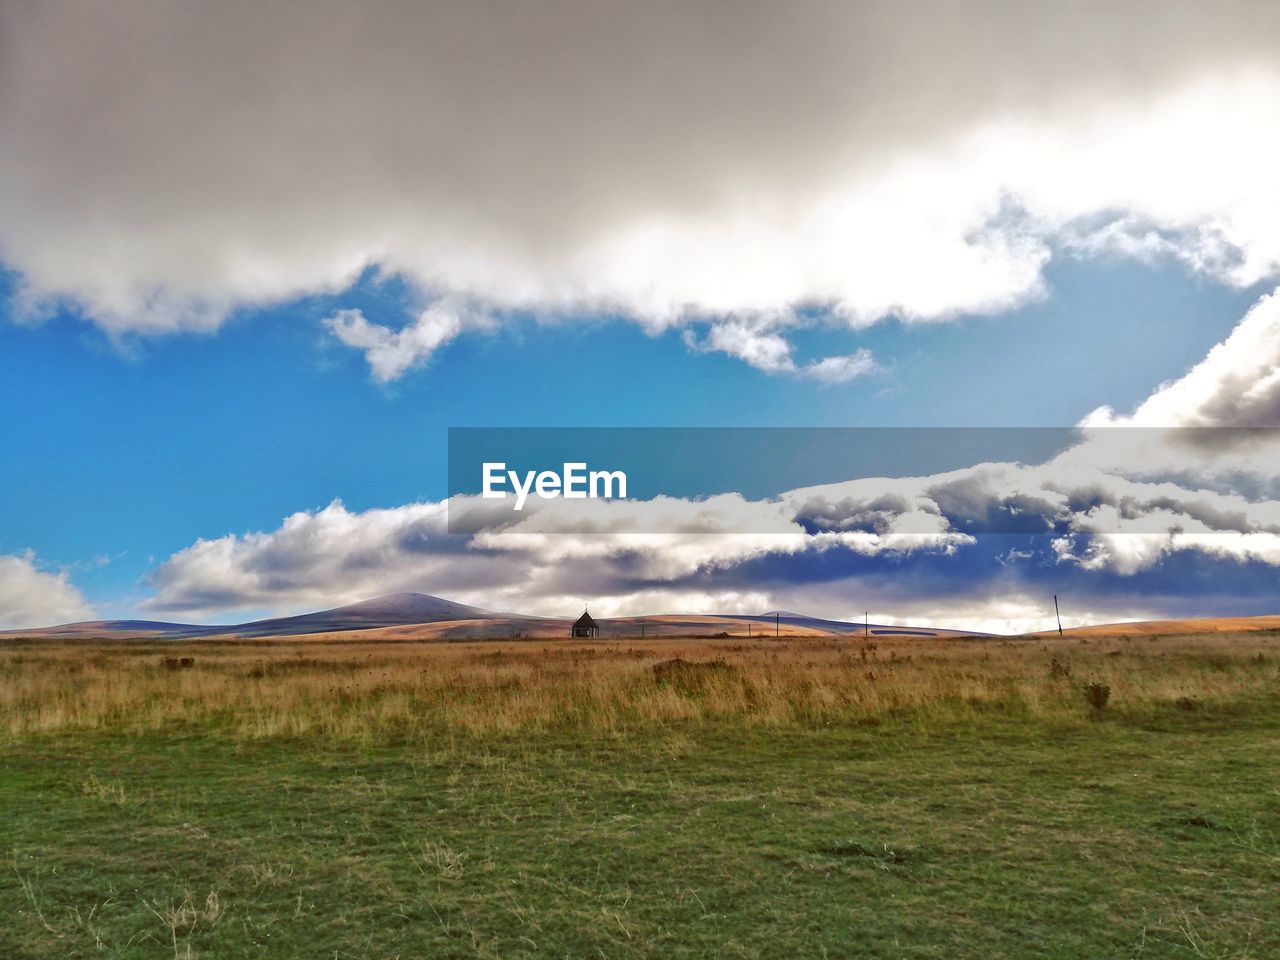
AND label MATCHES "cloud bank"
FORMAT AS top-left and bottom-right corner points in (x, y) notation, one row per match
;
(4, 2), (1280, 376)
(143, 454), (1280, 629)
